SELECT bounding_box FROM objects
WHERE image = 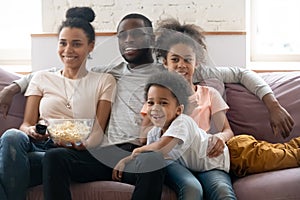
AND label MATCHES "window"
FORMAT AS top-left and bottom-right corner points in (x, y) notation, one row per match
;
(251, 0), (300, 63)
(0, 0), (42, 68)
